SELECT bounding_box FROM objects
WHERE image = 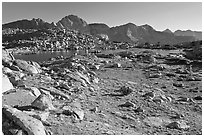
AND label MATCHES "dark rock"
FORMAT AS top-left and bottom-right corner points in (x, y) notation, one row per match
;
(142, 92), (155, 98)
(117, 86), (133, 96)
(9, 65), (22, 71)
(133, 107), (144, 113)
(173, 82), (184, 87)
(176, 97), (190, 102)
(31, 94), (55, 111)
(118, 101), (135, 108)
(193, 96), (202, 100)
(167, 120), (190, 130)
